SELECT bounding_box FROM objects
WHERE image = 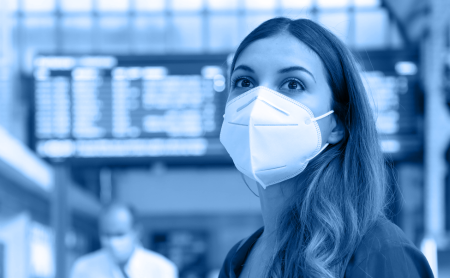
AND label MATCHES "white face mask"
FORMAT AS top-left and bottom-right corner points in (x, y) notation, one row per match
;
(101, 233), (136, 263)
(220, 86), (334, 189)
